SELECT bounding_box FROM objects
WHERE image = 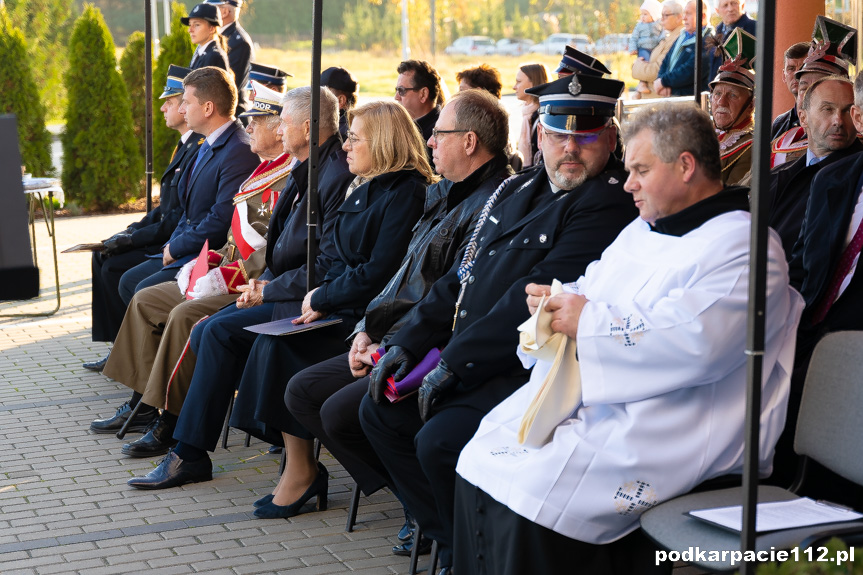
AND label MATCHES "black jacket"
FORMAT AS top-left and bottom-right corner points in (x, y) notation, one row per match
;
(355, 154), (513, 344)
(128, 133), (201, 251)
(388, 158), (638, 391)
(310, 169), (429, 322)
(771, 107), (799, 141)
(190, 41), (229, 71)
(768, 139), (863, 259)
(222, 21), (254, 115)
(261, 134), (354, 320)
